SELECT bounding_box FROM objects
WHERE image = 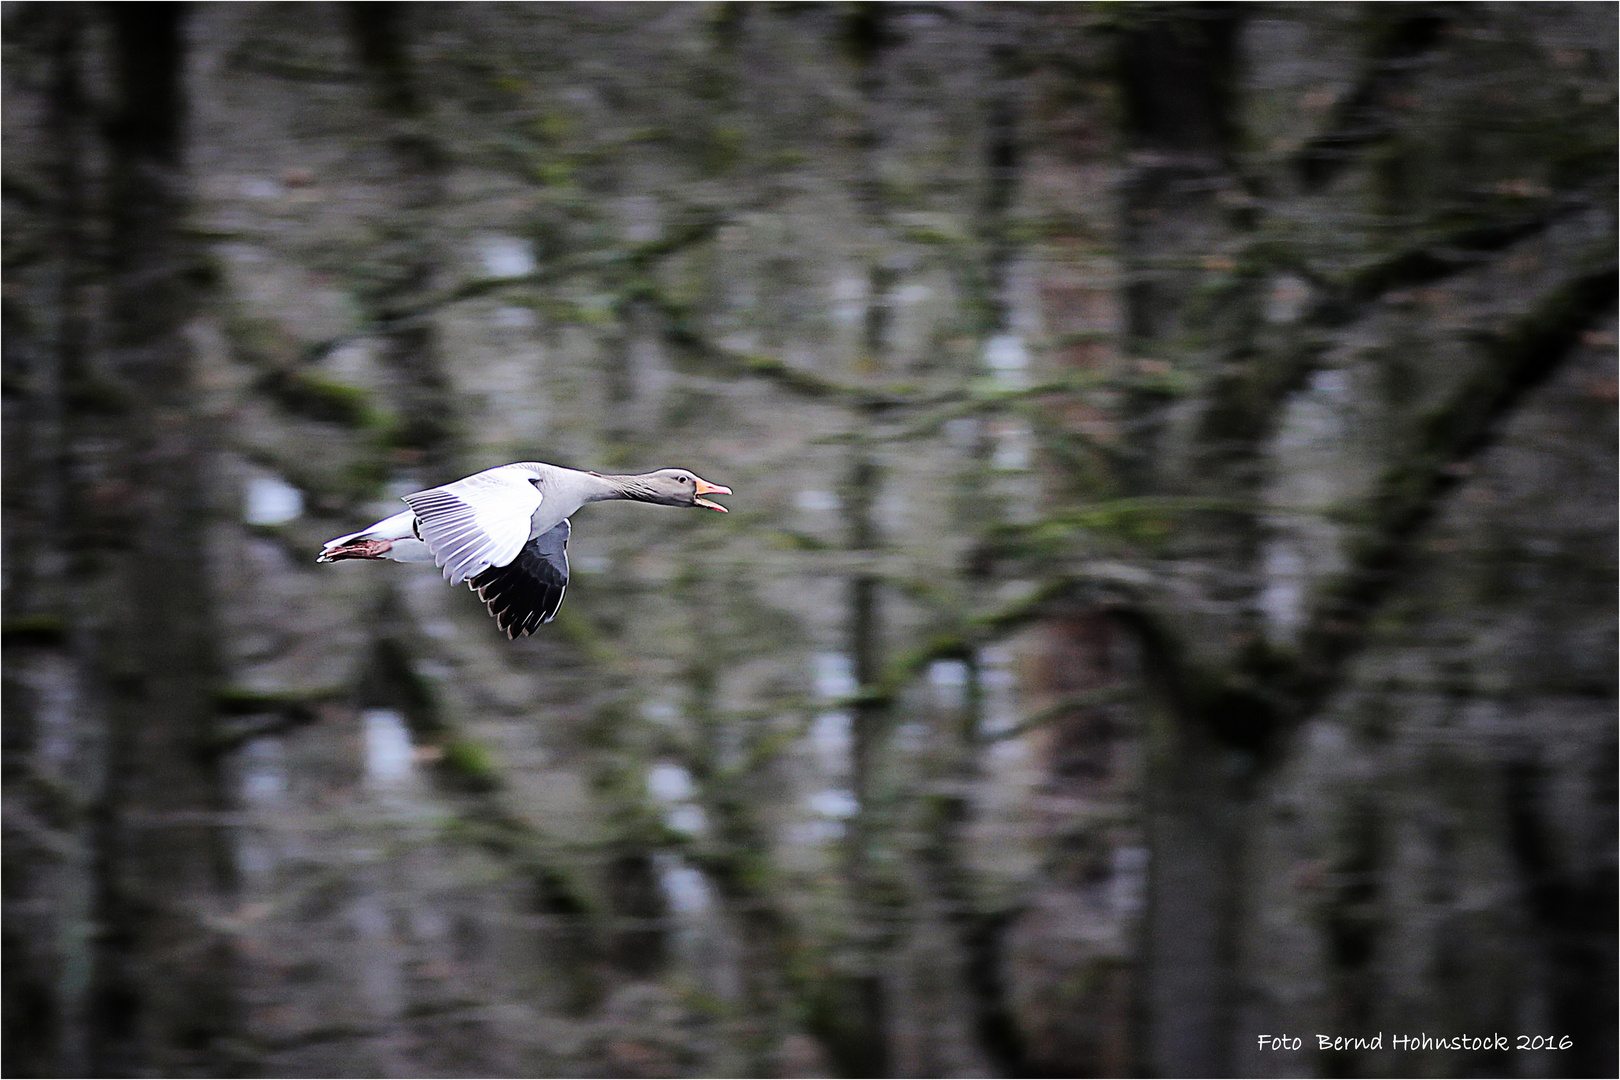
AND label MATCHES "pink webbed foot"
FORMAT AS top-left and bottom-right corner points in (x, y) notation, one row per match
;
(317, 538), (392, 562)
